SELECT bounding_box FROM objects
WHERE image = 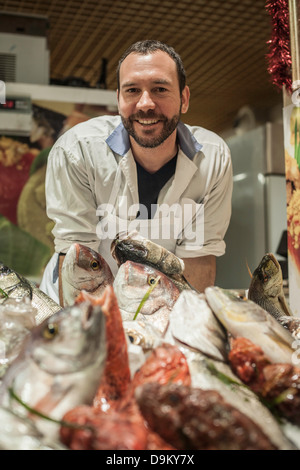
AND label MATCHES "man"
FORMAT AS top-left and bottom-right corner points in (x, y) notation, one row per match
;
(40, 40), (232, 305)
